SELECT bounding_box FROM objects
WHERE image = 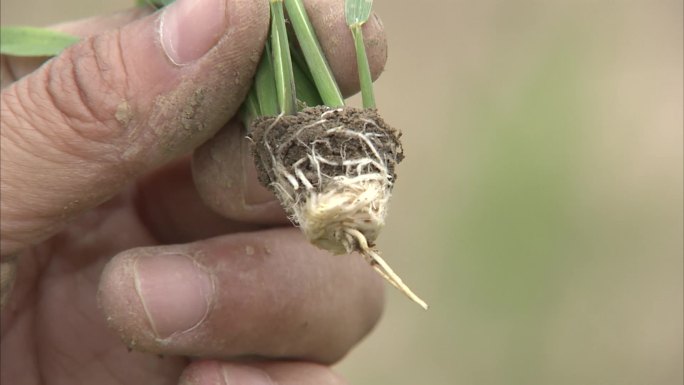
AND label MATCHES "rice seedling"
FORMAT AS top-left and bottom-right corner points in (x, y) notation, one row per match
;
(247, 0), (428, 309)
